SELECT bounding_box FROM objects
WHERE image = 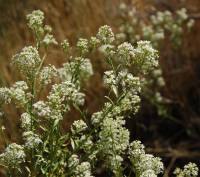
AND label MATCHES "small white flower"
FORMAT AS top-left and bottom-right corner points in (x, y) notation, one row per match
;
(77, 38), (89, 55)
(68, 154), (79, 168)
(103, 70), (117, 88)
(33, 101), (51, 117)
(97, 25), (115, 44)
(23, 131), (42, 149)
(44, 25), (52, 33)
(176, 8), (188, 21)
(0, 143), (25, 168)
(90, 36), (100, 48)
(27, 10), (44, 29)
(174, 162), (199, 177)
(0, 87), (11, 104)
(129, 140), (163, 176)
(12, 46), (41, 77)
(26, 10), (44, 36)
(61, 39), (70, 53)
(74, 161), (93, 177)
(48, 81), (85, 113)
(91, 111), (104, 126)
(43, 34), (58, 46)
(21, 112), (32, 130)
(71, 120), (88, 134)
(187, 19), (195, 29)
(117, 42), (135, 64)
(59, 57), (93, 83)
(141, 170), (157, 177)
(6, 81), (30, 106)
(39, 65), (58, 85)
